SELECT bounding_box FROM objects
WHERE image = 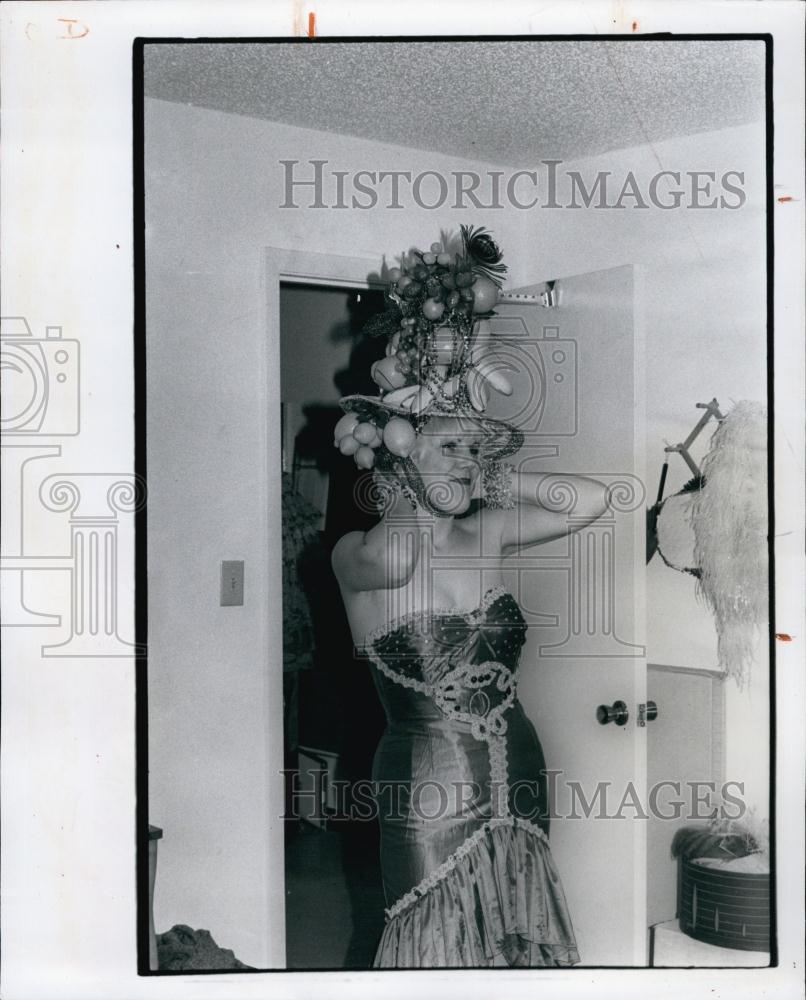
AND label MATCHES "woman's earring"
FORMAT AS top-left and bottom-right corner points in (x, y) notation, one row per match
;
(482, 460), (516, 509)
(378, 478), (401, 515)
(399, 480), (419, 512)
(390, 458), (418, 512)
